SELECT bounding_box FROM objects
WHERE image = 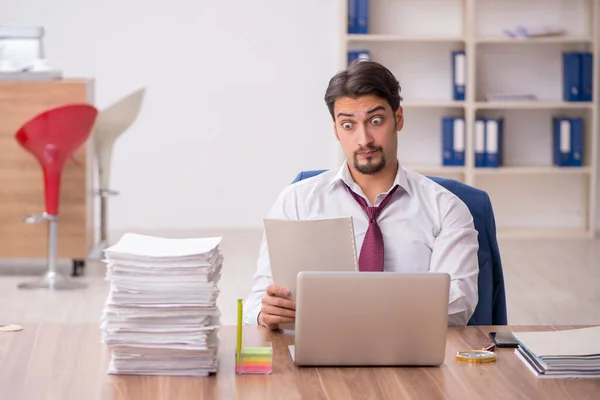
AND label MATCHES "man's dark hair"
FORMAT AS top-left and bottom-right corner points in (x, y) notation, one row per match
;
(324, 60), (403, 119)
